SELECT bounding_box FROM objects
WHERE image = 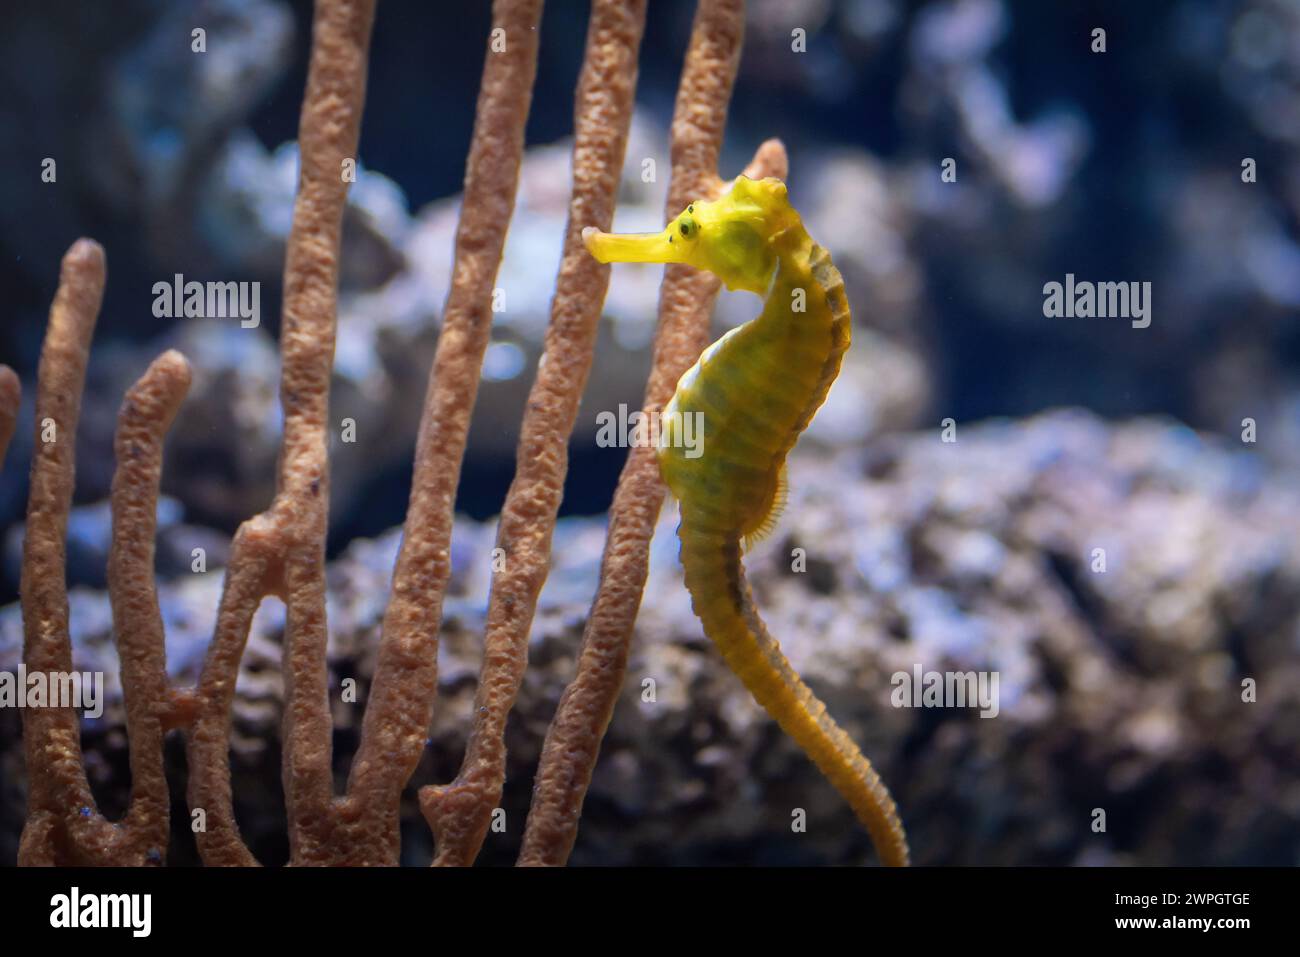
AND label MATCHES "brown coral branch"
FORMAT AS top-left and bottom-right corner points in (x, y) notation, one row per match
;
(344, 0), (545, 863)
(275, 0), (376, 865)
(418, 0), (649, 866)
(108, 350), (193, 862)
(0, 365), (19, 467)
(186, 518), (280, 866)
(17, 239), (120, 865)
(517, 0), (787, 867)
(184, 0), (377, 866)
